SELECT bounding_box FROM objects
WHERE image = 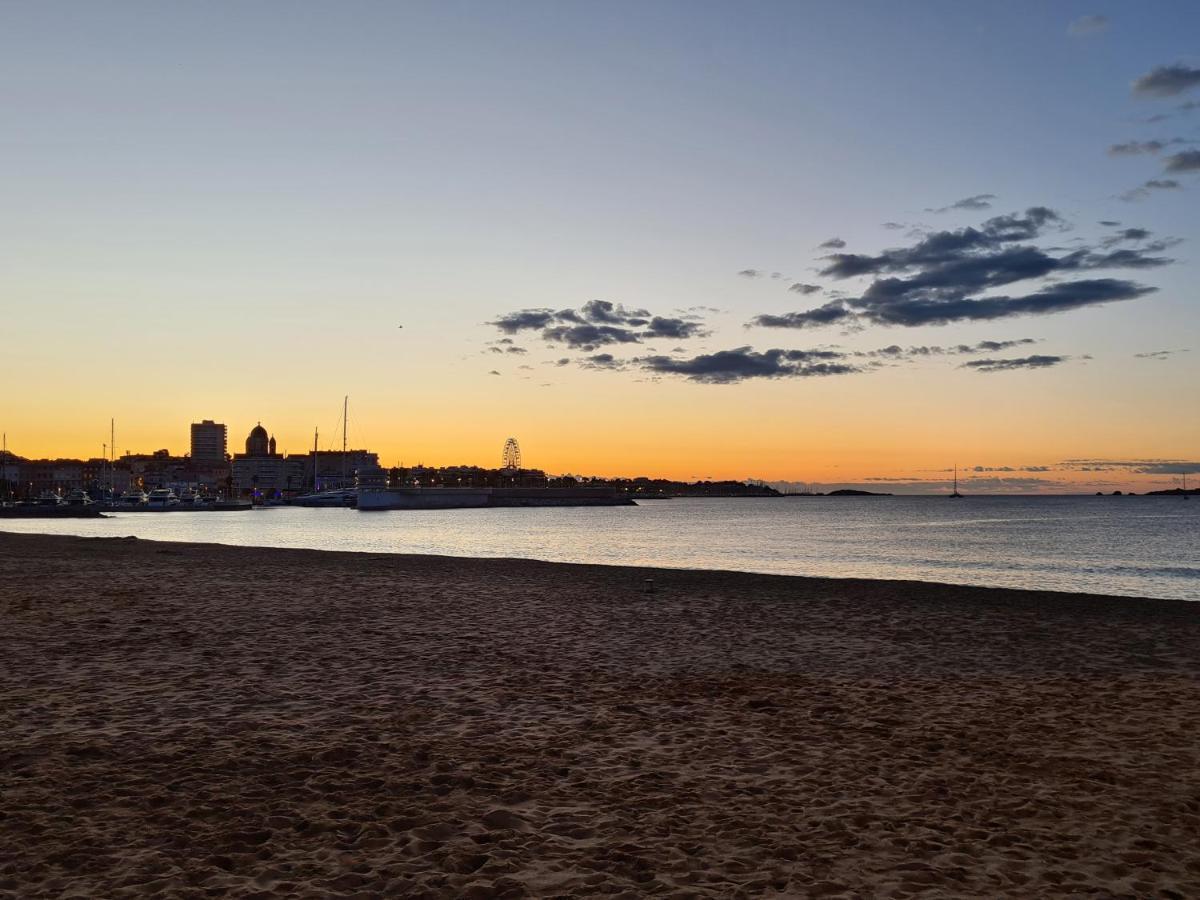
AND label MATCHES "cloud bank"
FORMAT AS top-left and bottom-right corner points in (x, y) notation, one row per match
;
(1132, 64), (1200, 98)
(638, 347), (858, 384)
(749, 207), (1168, 330)
(491, 301), (708, 351)
(960, 354), (1068, 373)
